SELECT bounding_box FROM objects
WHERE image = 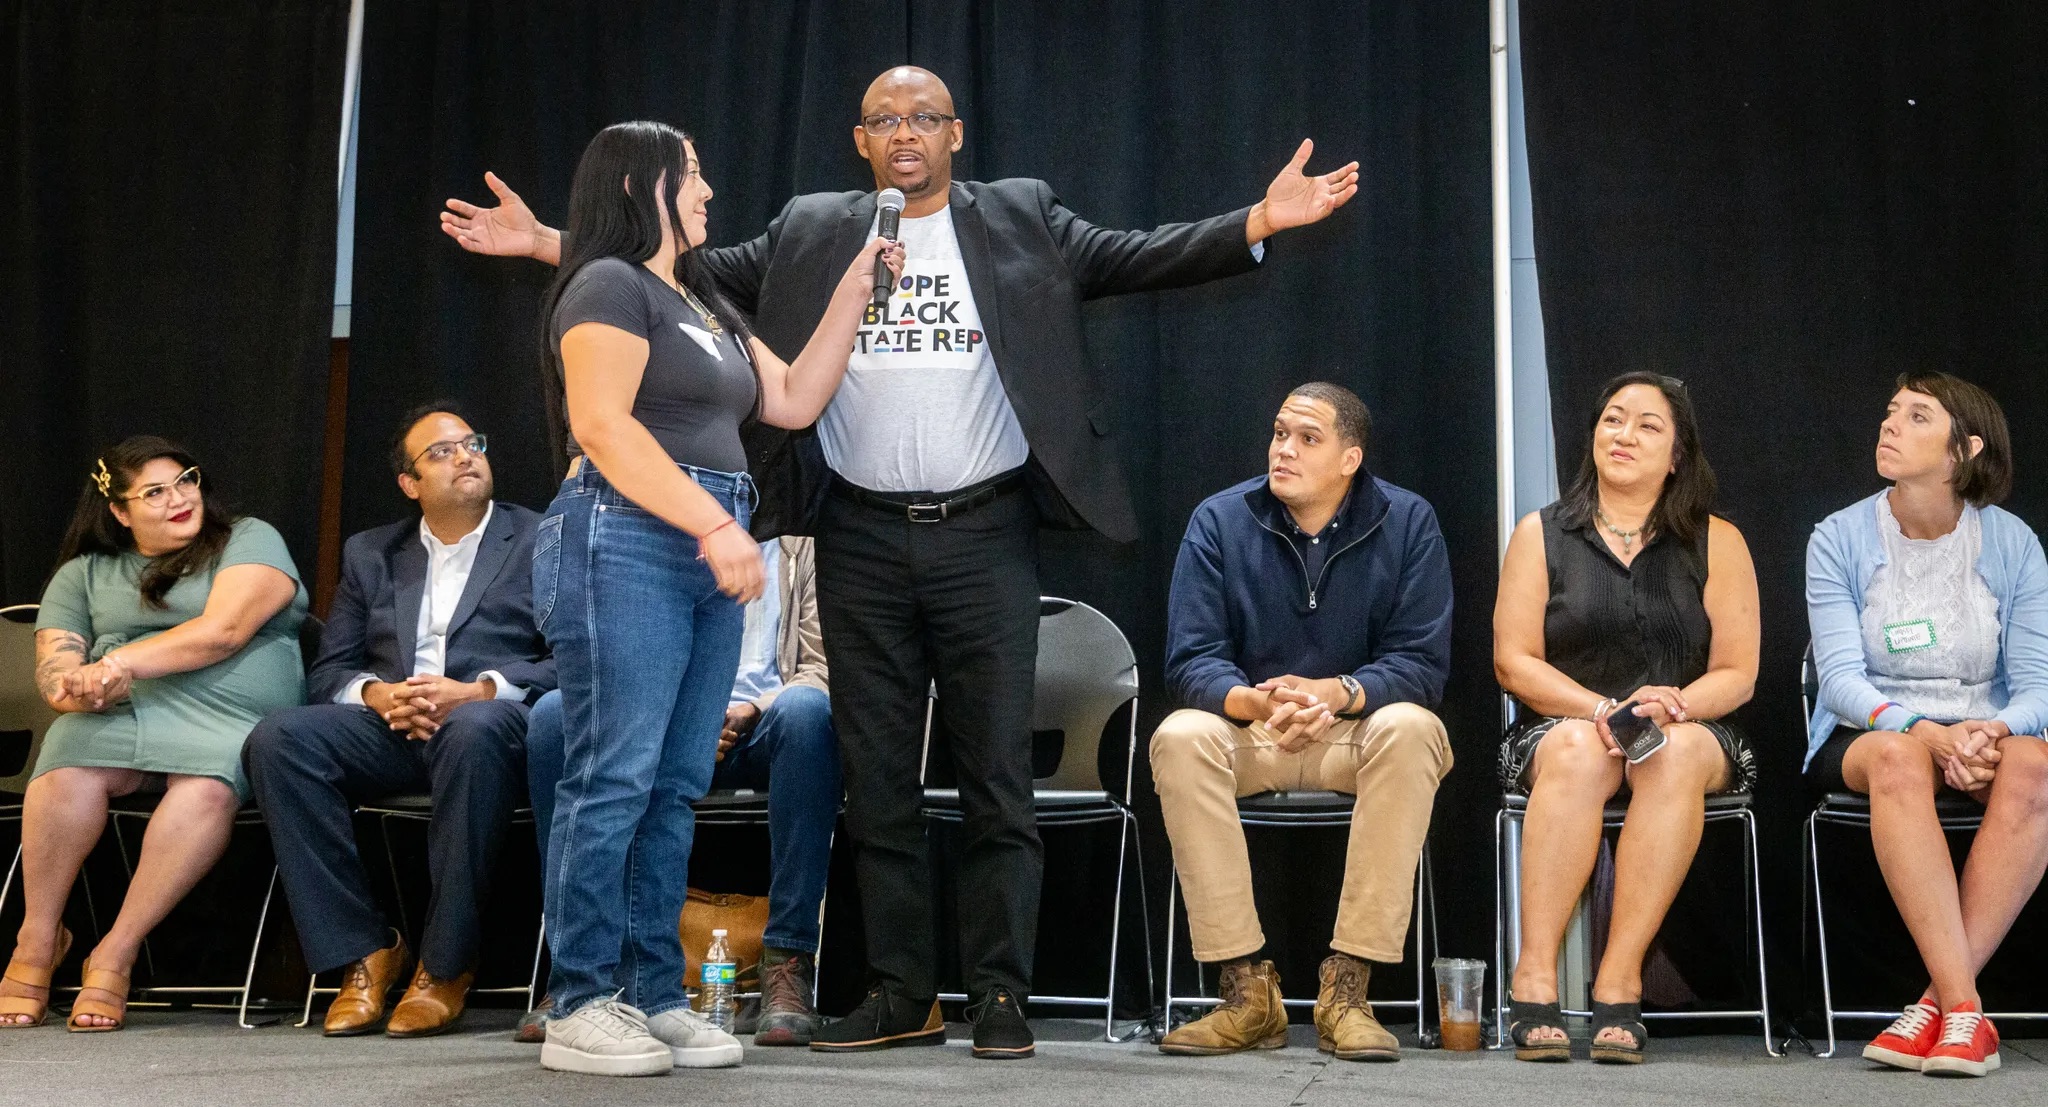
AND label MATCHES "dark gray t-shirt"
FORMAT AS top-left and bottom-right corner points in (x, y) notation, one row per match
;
(552, 257), (757, 474)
